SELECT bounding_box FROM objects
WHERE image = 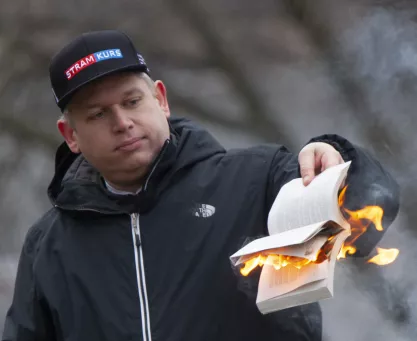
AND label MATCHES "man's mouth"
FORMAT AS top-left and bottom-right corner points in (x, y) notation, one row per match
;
(116, 137), (144, 151)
